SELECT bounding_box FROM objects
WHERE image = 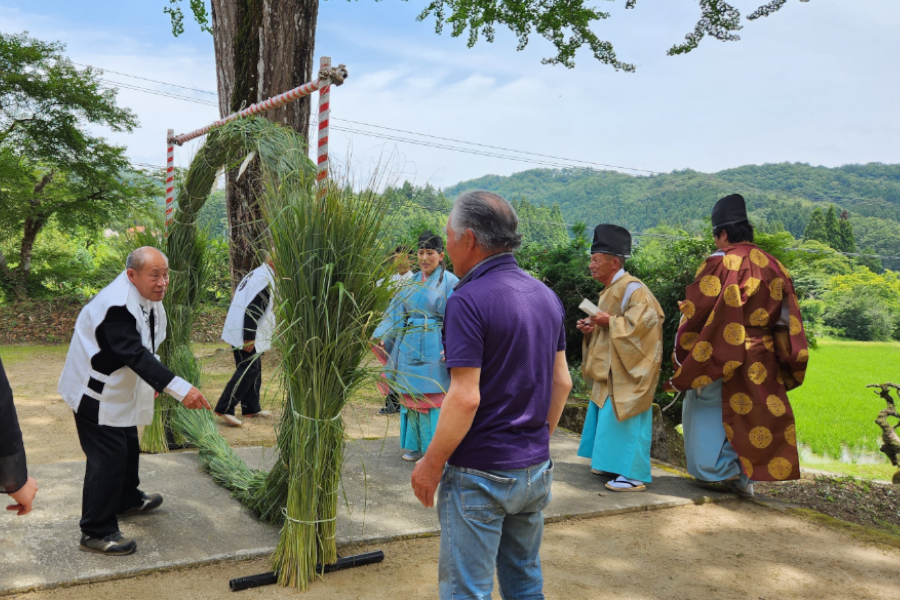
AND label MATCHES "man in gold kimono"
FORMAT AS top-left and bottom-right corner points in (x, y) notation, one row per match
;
(663, 194), (809, 498)
(577, 224), (665, 492)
